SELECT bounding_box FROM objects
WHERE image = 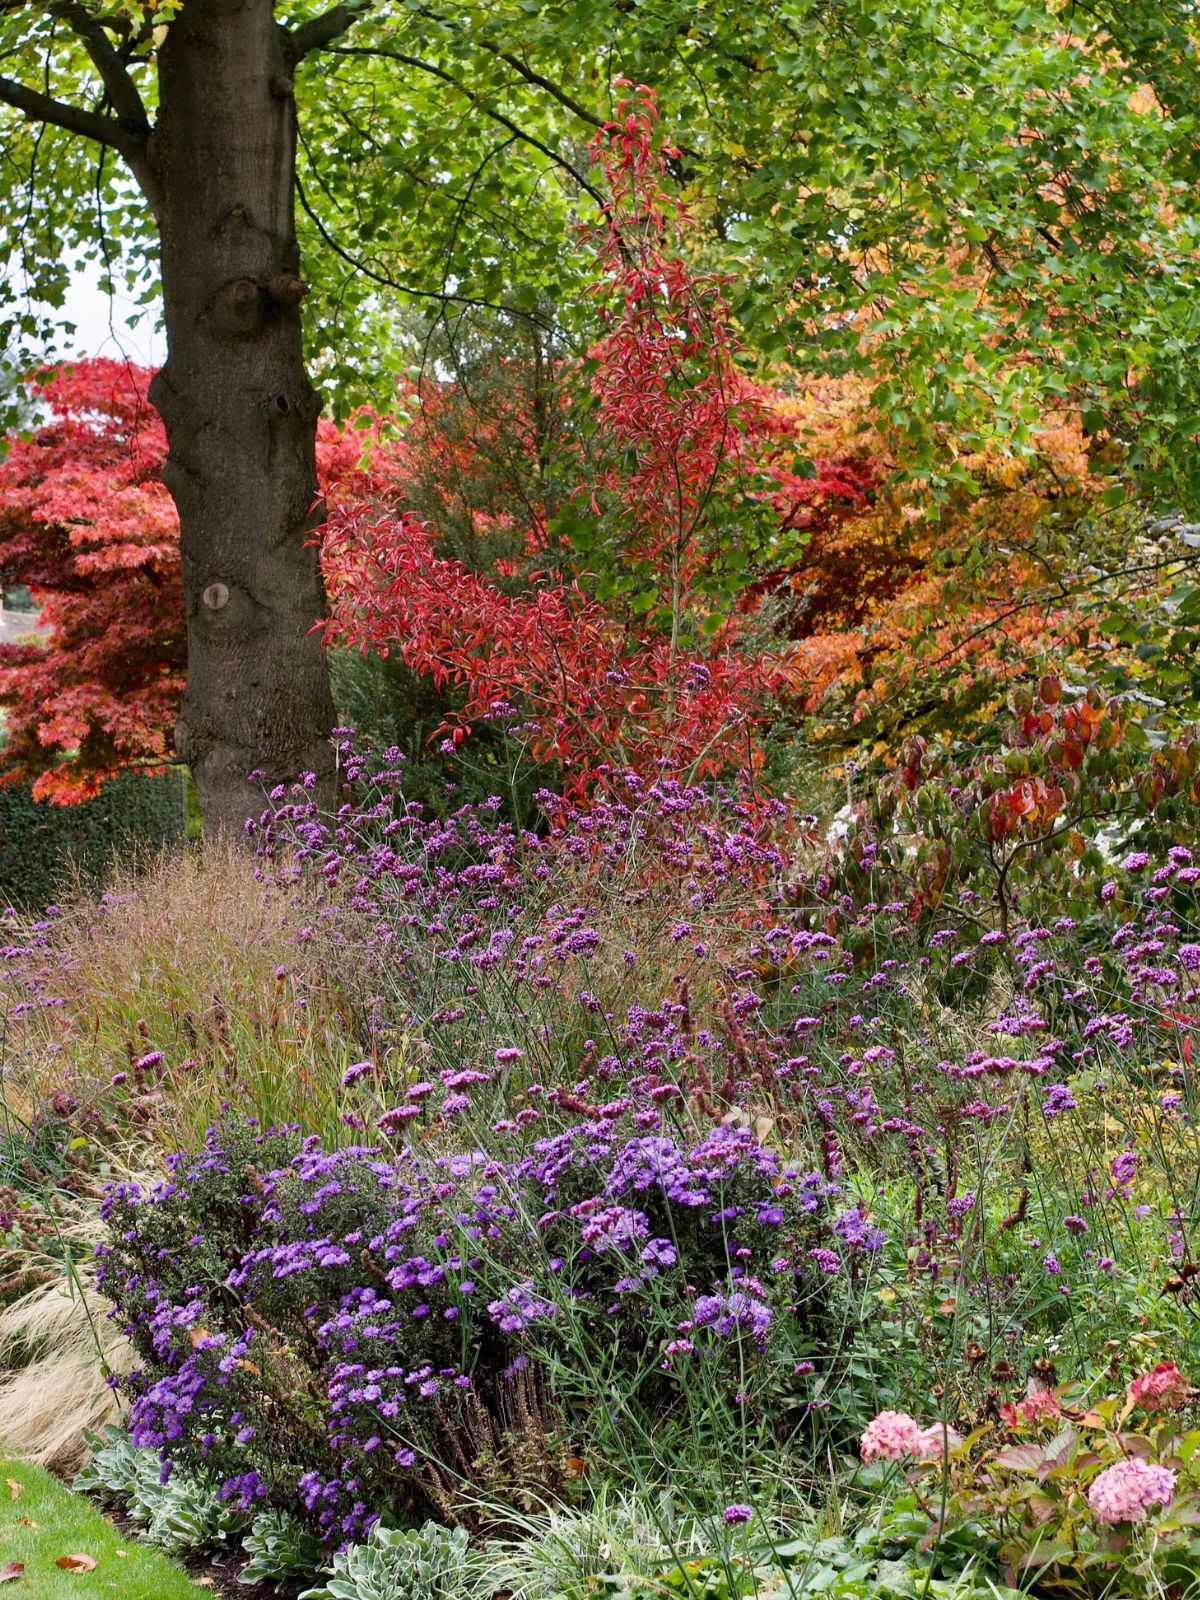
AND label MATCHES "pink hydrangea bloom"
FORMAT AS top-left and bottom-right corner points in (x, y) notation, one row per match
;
(861, 1411), (922, 1463)
(913, 1422), (963, 1458)
(1000, 1389), (1061, 1428)
(1088, 1458), (1176, 1525)
(1127, 1362), (1187, 1412)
